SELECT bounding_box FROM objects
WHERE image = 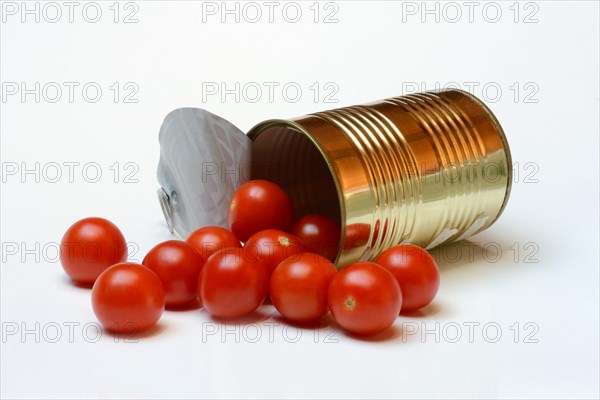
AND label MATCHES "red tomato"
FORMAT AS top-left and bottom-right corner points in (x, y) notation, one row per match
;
(343, 223), (372, 250)
(60, 217), (127, 286)
(200, 248), (269, 319)
(228, 180), (294, 242)
(244, 229), (304, 275)
(270, 253), (337, 323)
(375, 244), (440, 312)
(291, 215), (340, 261)
(186, 226), (241, 260)
(142, 240), (203, 308)
(92, 263), (165, 334)
(328, 262), (402, 336)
